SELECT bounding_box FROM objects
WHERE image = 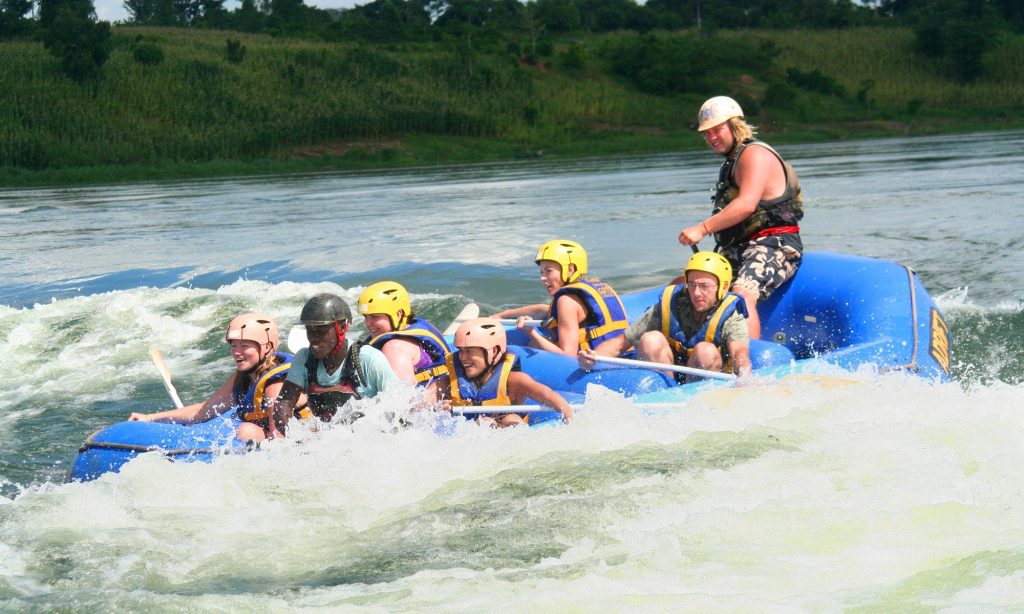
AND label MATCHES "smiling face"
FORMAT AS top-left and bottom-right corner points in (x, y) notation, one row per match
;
(686, 270), (721, 314)
(538, 259), (567, 296)
(702, 121), (735, 156)
(305, 323), (340, 360)
(458, 346), (496, 379)
(363, 312), (395, 337)
(228, 339), (264, 372)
